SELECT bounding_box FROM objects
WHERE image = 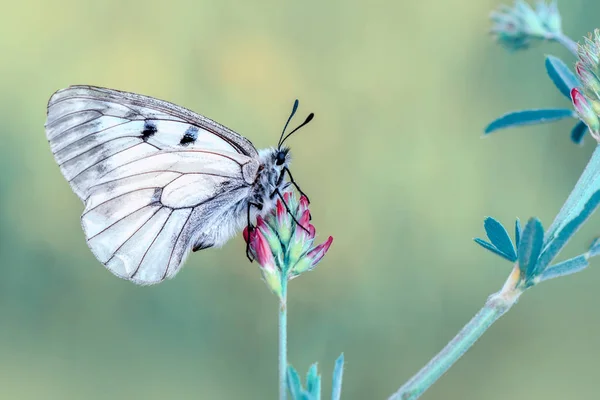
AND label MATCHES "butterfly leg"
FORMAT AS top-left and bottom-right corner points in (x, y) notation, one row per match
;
(271, 189), (310, 234)
(246, 202), (263, 262)
(284, 167), (310, 203)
